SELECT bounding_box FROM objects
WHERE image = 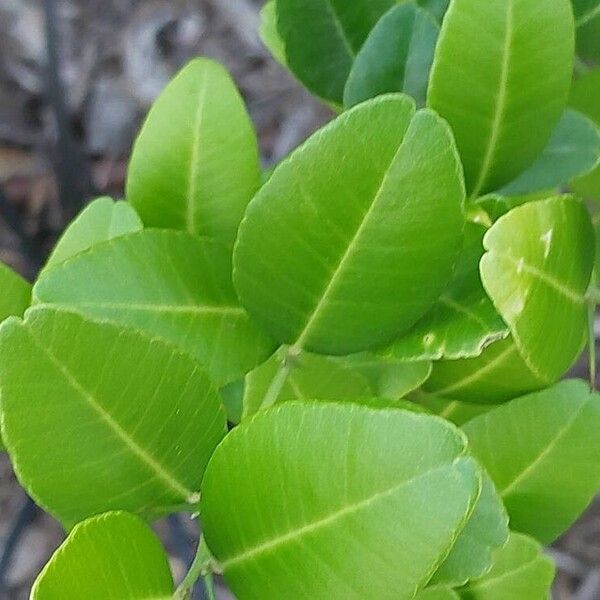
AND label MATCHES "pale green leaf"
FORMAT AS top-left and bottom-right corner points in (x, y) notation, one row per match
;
(0, 308), (227, 526)
(275, 0), (396, 104)
(260, 1), (287, 65)
(458, 532), (555, 599)
(463, 379), (600, 543)
(201, 403), (481, 600)
(418, 589), (460, 600)
(31, 512), (174, 600)
(415, 393), (491, 426)
(44, 197), (142, 272)
(344, 4), (439, 108)
(383, 222), (508, 361)
(234, 95), (465, 355)
(572, 0), (600, 26)
(570, 68), (600, 200)
(498, 110), (600, 196)
(480, 195), (594, 386)
(242, 348), (372, 419)
(428, 0), (575, 196)
(127, 59), (260, 247)
(33, 230), (275, 386)
(0, 261), (30, 322)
